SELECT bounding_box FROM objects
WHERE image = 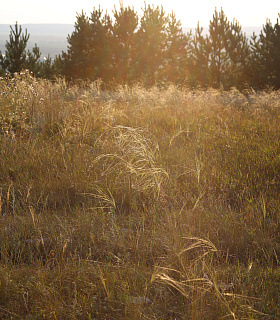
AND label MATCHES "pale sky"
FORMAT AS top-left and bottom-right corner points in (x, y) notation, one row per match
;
(1, 0), (279, 27)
